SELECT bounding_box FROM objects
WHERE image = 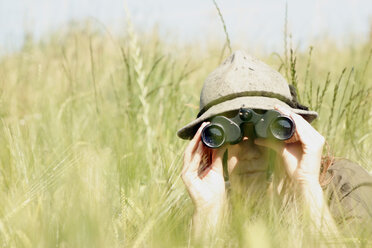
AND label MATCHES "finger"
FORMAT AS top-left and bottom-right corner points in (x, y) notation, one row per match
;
(274, 105), (312, 129)
(182, 140), (203, 175)
(191, 141), (204, 171)
(190, 122), (209, 152)
(255, 136), (298, 176)
(210, 147), (225, 175)
(184, 122), (209, 164)
(254, 138), (284, 154)
(274, 105), (316, 144)
(284, 132), (299, 144)
(198, 147), (225, 178)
